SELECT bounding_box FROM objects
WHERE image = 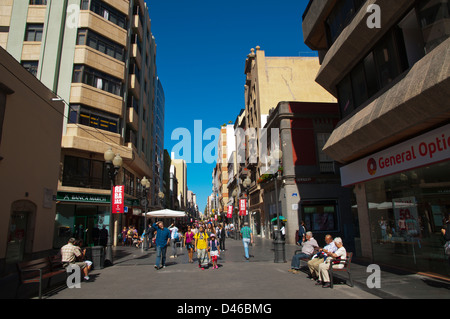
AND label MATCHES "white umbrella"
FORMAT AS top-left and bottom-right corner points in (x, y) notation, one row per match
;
(144, 209), (186, 218)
